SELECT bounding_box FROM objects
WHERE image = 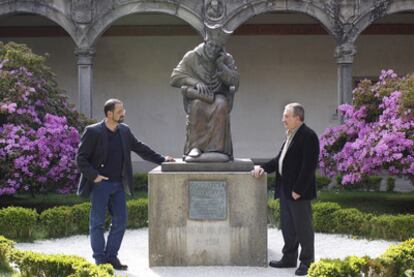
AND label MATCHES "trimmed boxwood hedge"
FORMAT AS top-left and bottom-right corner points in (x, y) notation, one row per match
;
(0, 235), (113, 276)
(268, 200), (414, 241)
(0, 199), (148, 241)
(0, 207), (38, 241)
(309, 239), (414, 277)
(0, 198), (412, 242)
